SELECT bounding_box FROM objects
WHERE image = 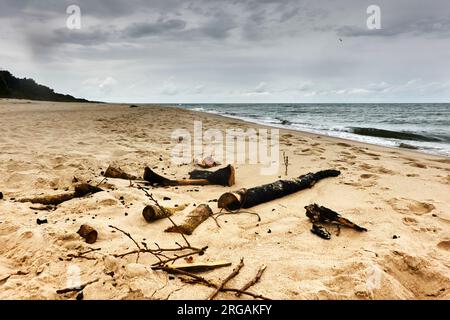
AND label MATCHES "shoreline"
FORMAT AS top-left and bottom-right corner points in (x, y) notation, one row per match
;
(167, 104), (449, 161)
